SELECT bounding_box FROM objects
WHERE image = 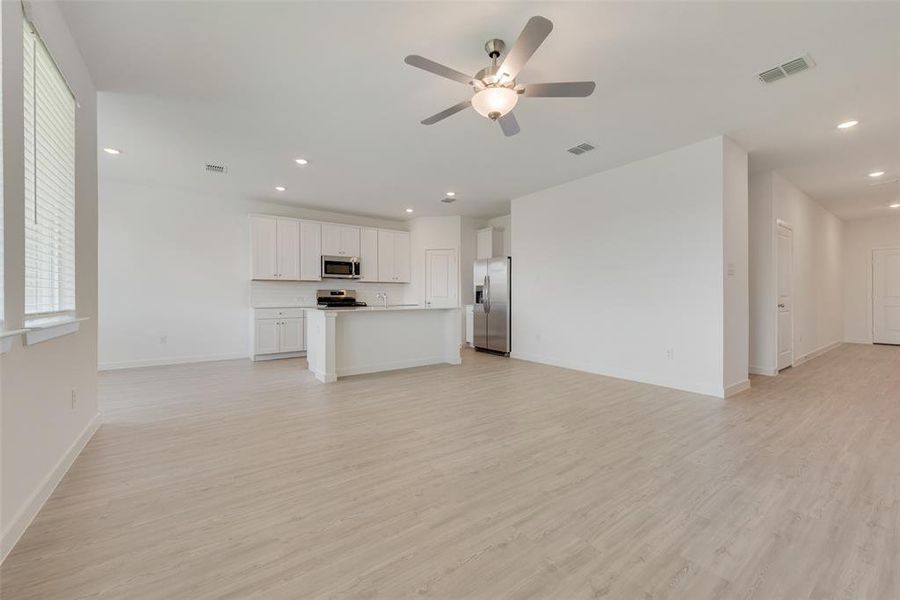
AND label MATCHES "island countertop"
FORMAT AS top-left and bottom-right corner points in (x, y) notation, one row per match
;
(304, 305), (458, 314)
